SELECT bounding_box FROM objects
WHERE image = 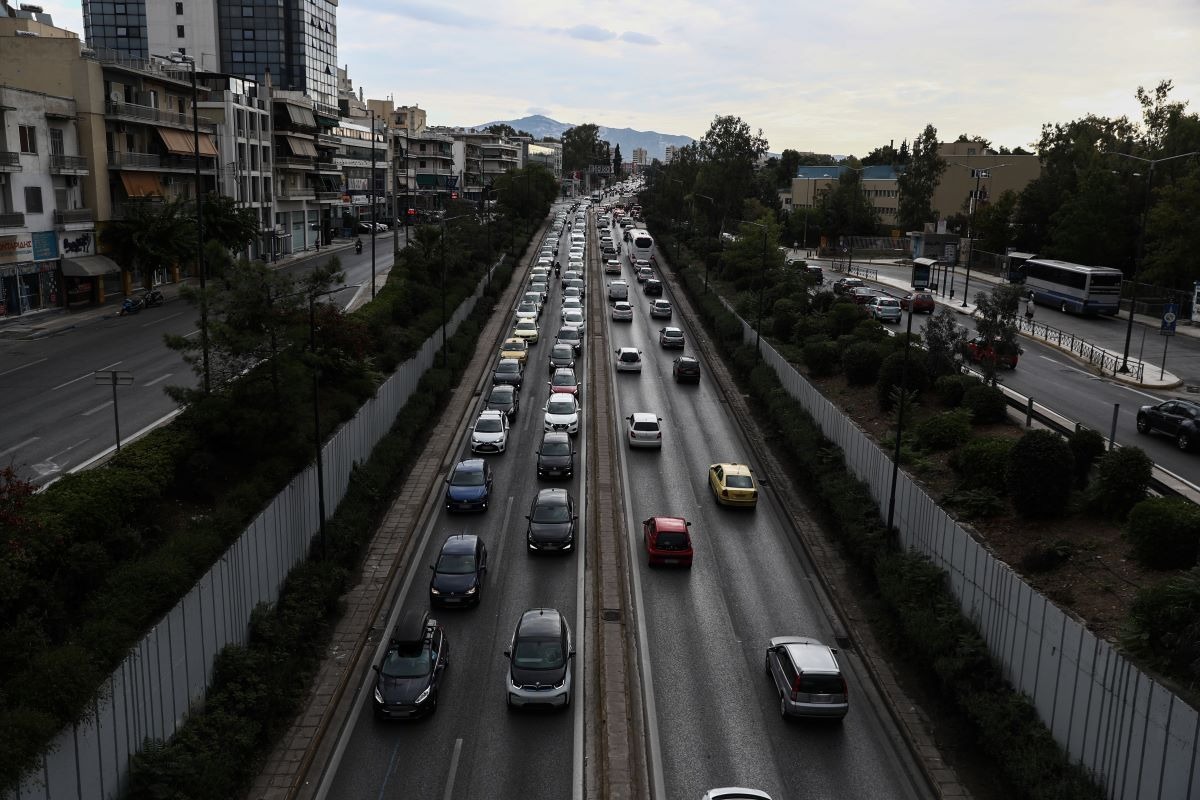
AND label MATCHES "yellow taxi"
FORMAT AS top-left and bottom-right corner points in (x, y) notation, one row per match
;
(708, 463), (758, 507)
(499, 337), (529, 366)
(512, 318), (540, 345)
